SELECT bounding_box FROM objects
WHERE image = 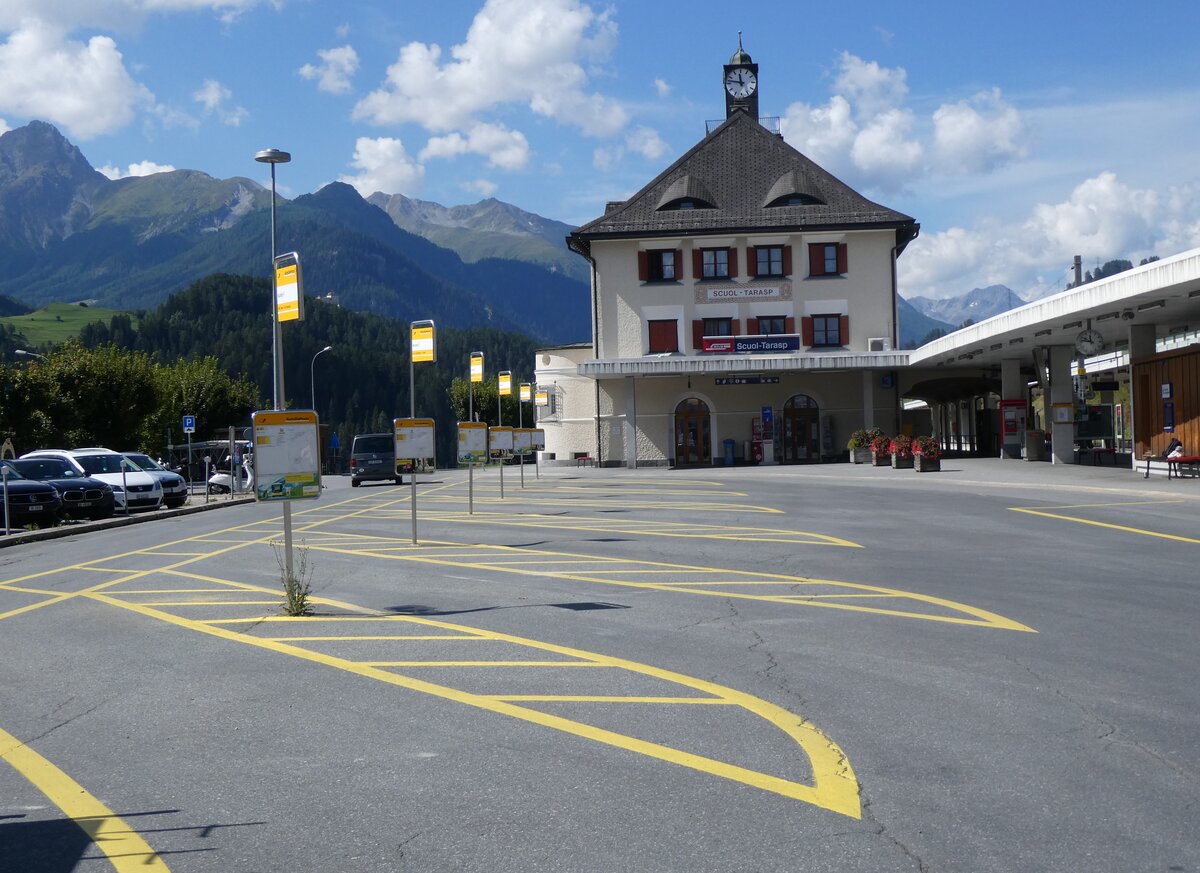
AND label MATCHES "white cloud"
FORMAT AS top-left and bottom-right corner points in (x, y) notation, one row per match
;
(352, 0), (627, 137)
(592, 144), (617, 171)
(781, 52), (1029, 194)
(299, 45), (359, 95)
(933, 88), (1030, 173)
(338, 136), (424, 196)
(625, 126), (667, 160)
(0, 118), (9, 136)
(899, 171), (1200, 299)
(654, 78), (670, 98)
(462, 178), (499, 197)
(420, 122), (530, 170)
(0, 20), (151, 140)
(97, 159), (177, 179)
(193, 78), (248, 126)
(0, 1), (269, 32)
